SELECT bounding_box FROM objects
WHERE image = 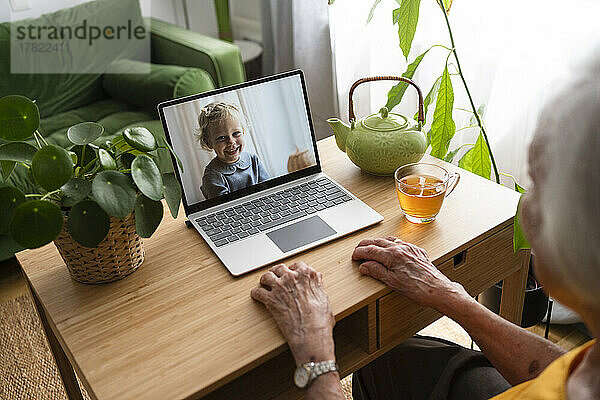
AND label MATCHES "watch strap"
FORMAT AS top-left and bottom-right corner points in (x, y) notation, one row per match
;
(307, 360), (339, 382)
